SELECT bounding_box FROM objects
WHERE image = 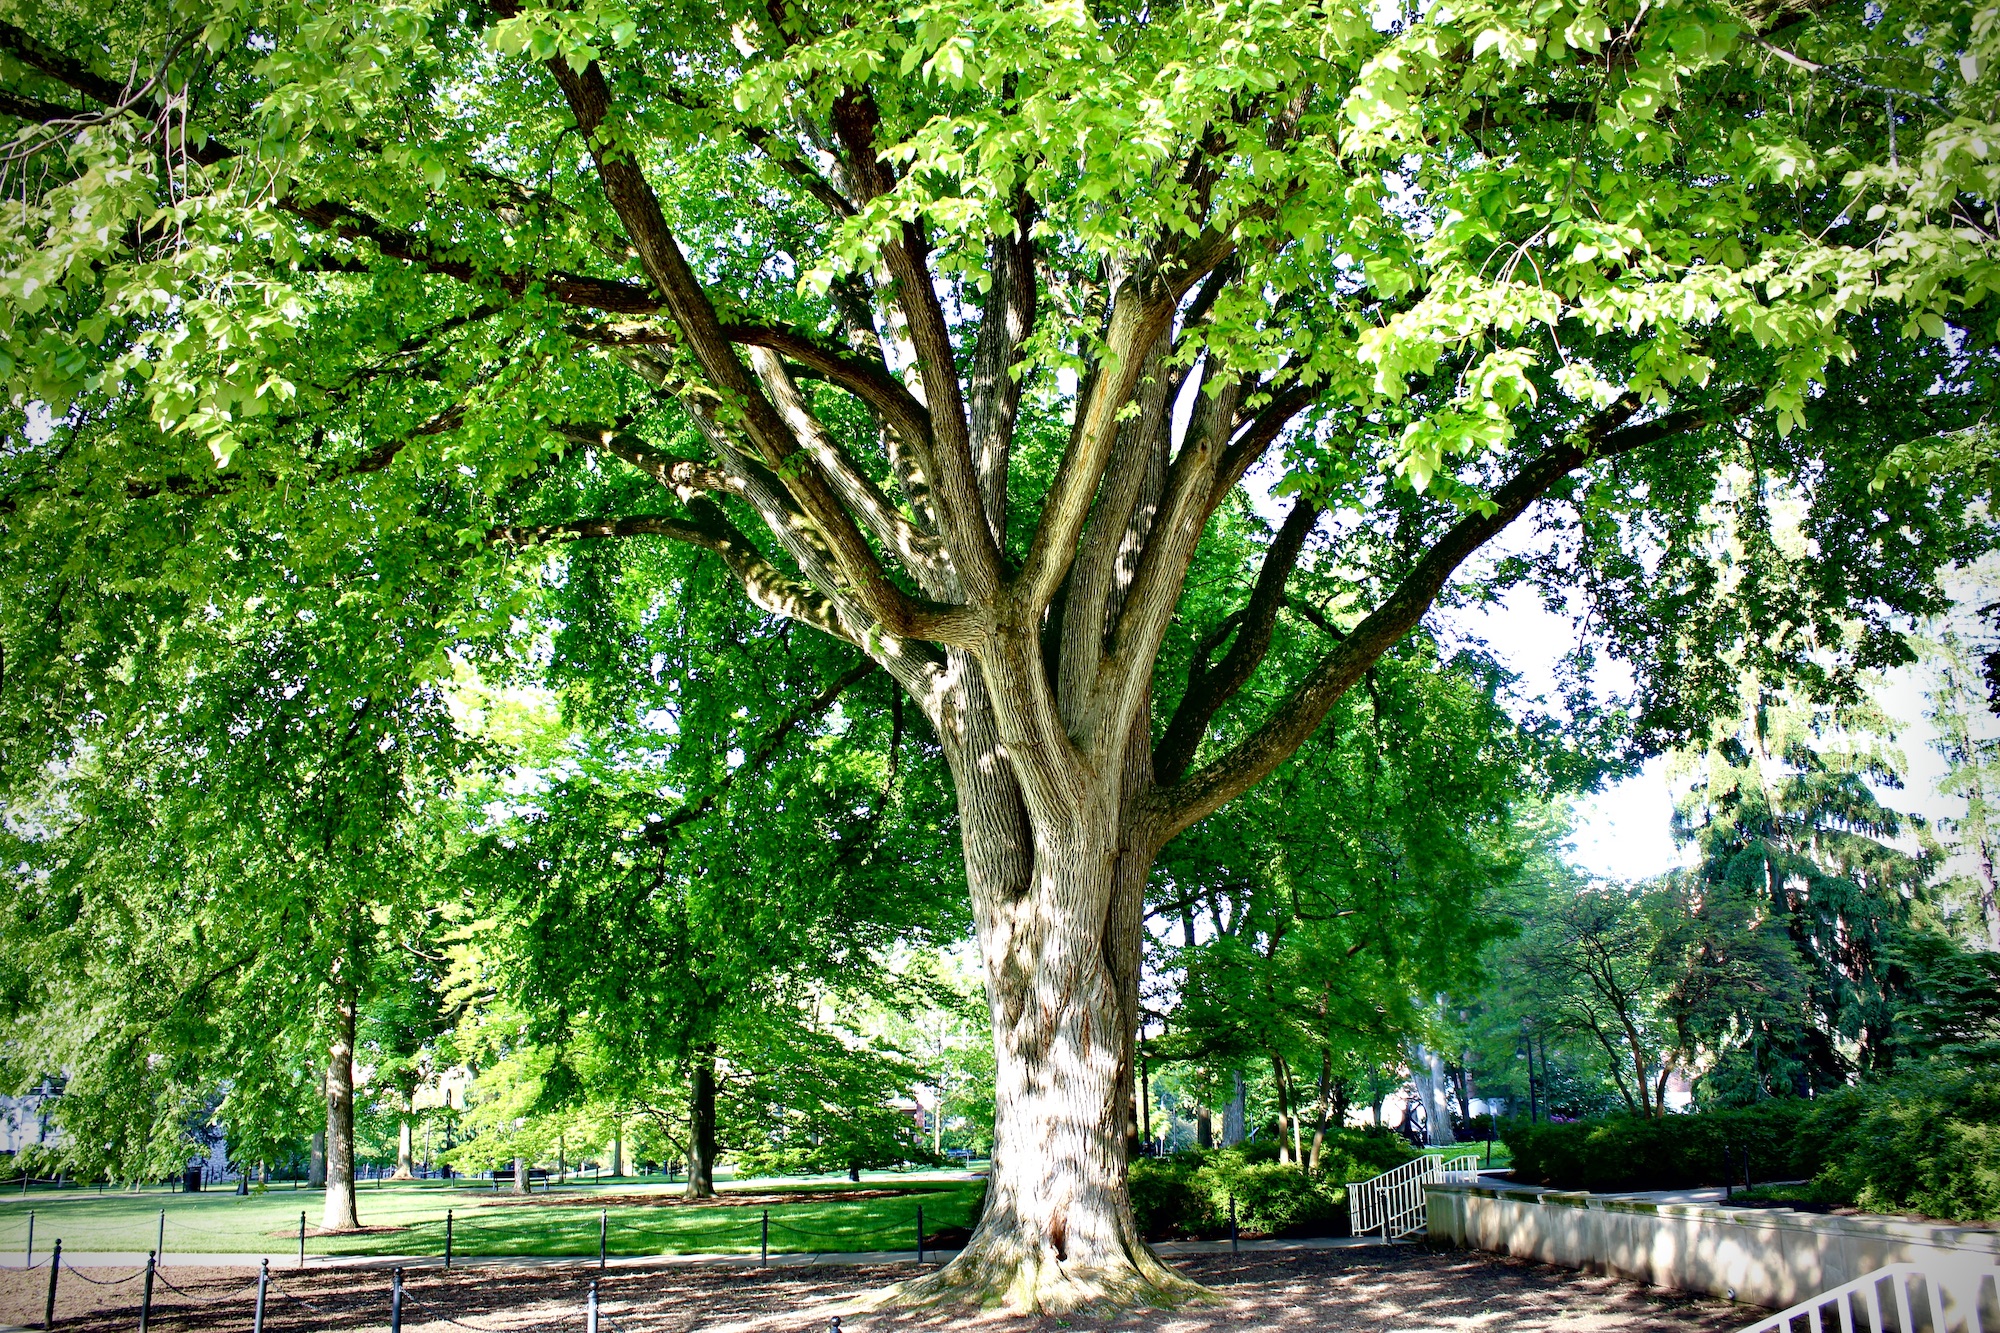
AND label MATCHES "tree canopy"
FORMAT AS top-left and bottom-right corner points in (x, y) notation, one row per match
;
(1, 0), (1995, 1309)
